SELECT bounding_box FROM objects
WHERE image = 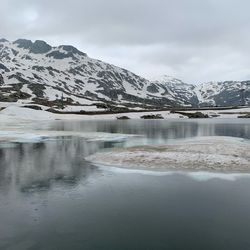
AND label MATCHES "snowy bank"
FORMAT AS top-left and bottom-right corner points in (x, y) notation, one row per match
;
(0, 105), (55, 121)
(1, 104), (250, 122)
(86, 137), (250, 173)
